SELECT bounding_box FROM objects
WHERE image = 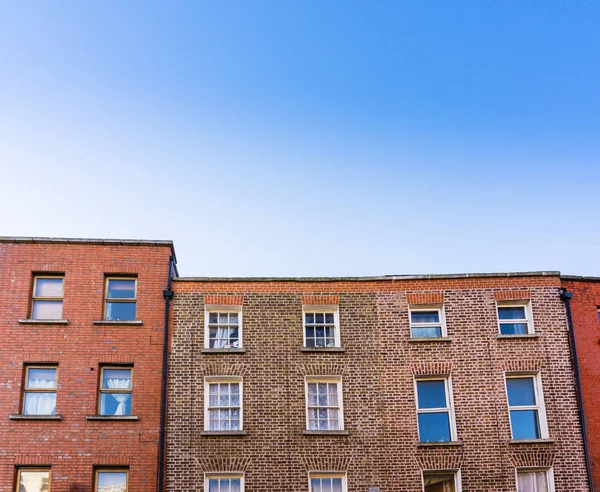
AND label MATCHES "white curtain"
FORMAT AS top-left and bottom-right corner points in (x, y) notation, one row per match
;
(19, 472), (47, 492)
(25, 377), (56, 415)
(230, 479), (241, 492)
(216, 326), (229, 348)
(106, 377), (131, 416)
